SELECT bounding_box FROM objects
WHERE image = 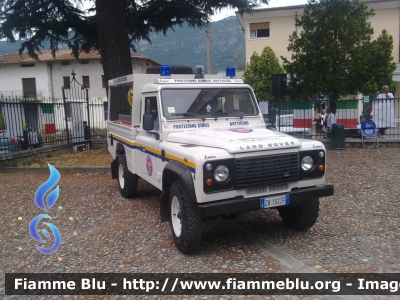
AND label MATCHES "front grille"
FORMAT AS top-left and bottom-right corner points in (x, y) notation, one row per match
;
(236, 153), (299, 189)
